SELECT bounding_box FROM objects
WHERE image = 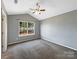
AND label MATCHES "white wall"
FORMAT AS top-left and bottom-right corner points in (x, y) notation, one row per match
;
(40, 10), (77, 50)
